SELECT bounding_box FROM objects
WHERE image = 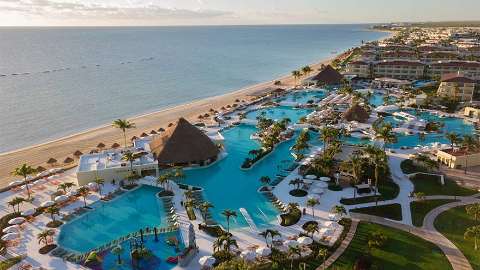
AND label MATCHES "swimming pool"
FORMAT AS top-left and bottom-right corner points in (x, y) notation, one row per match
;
(58, 185), (168, 253)
(276, 89), (326, 104)
(245, 106), (313, 123)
